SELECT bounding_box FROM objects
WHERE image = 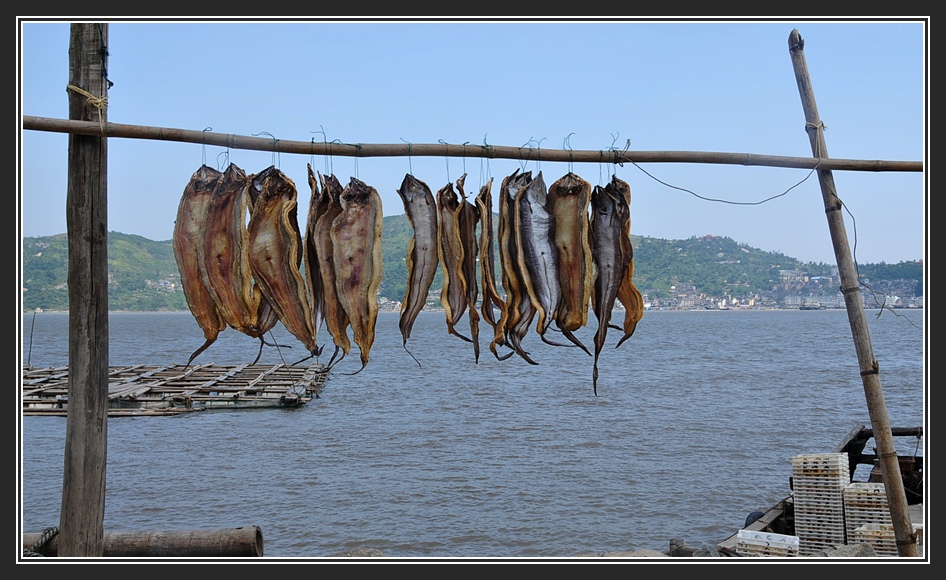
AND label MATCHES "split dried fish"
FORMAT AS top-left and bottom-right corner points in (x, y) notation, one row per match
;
(246, 165), (320, 358)
(173, 165), (227, 365)
(331, 177), (384, 373)
(546, 172), (593, 355)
